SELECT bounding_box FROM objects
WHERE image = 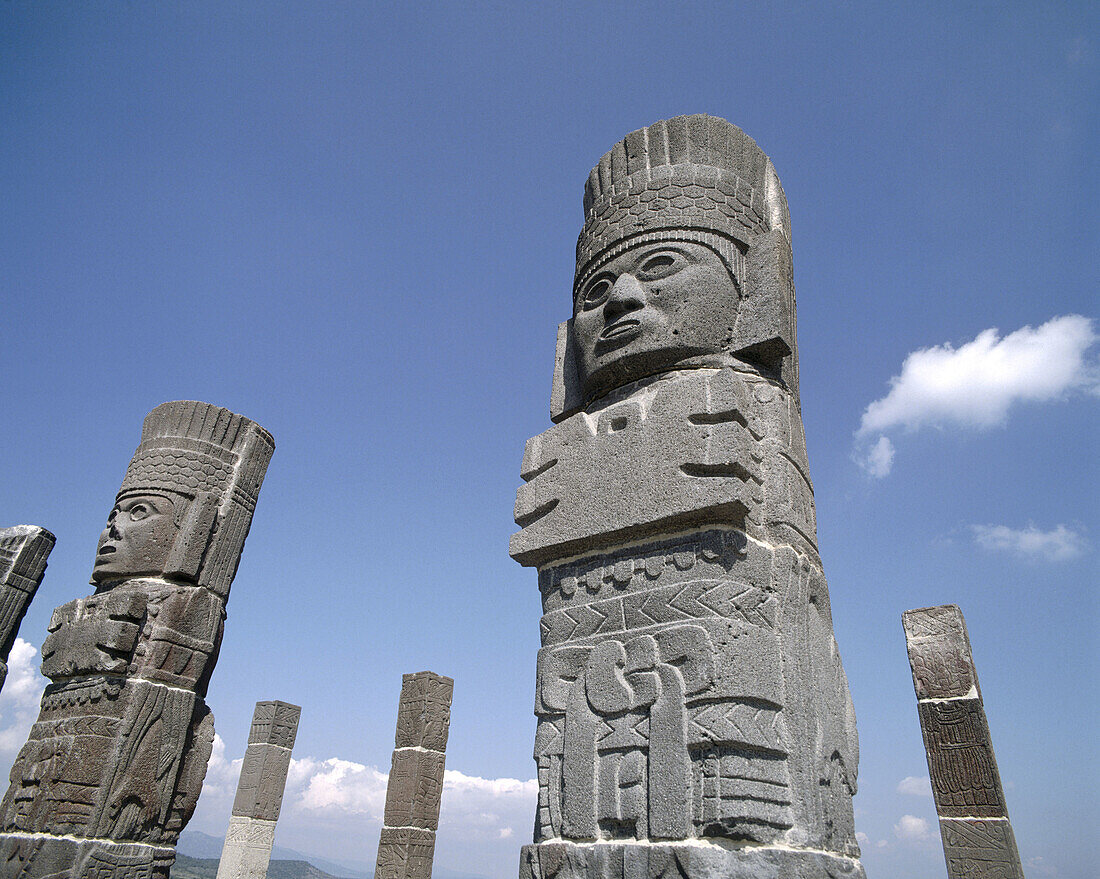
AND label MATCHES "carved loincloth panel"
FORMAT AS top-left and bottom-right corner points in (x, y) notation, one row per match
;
(394, 672), (453, 753)
(918, 700), (1006, 818)
(939, 818), (1023, 879)
(375, 827), (437, 879)
(382, 748), (446, 831)
(231, 742), (294, 821)
(903, 605), (979, 701)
